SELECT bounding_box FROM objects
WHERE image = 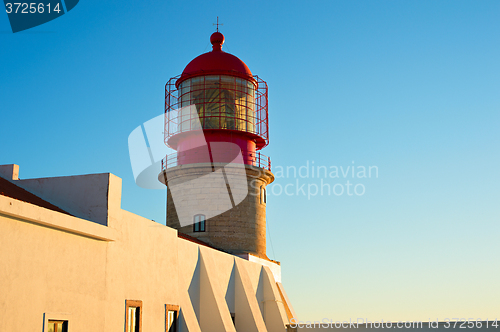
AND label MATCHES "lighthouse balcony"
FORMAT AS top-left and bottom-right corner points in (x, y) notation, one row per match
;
(161, 151), (271, 172)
